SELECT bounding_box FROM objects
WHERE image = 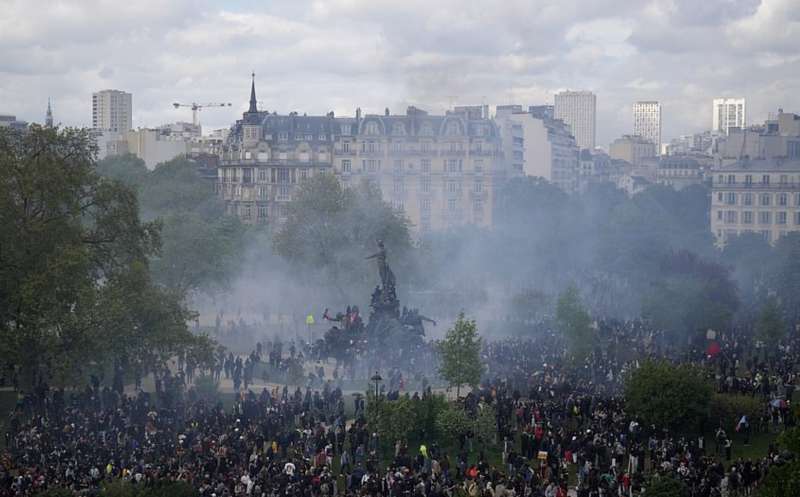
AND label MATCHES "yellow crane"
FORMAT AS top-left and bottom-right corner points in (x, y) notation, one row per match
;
(172, 102), (232, 126)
